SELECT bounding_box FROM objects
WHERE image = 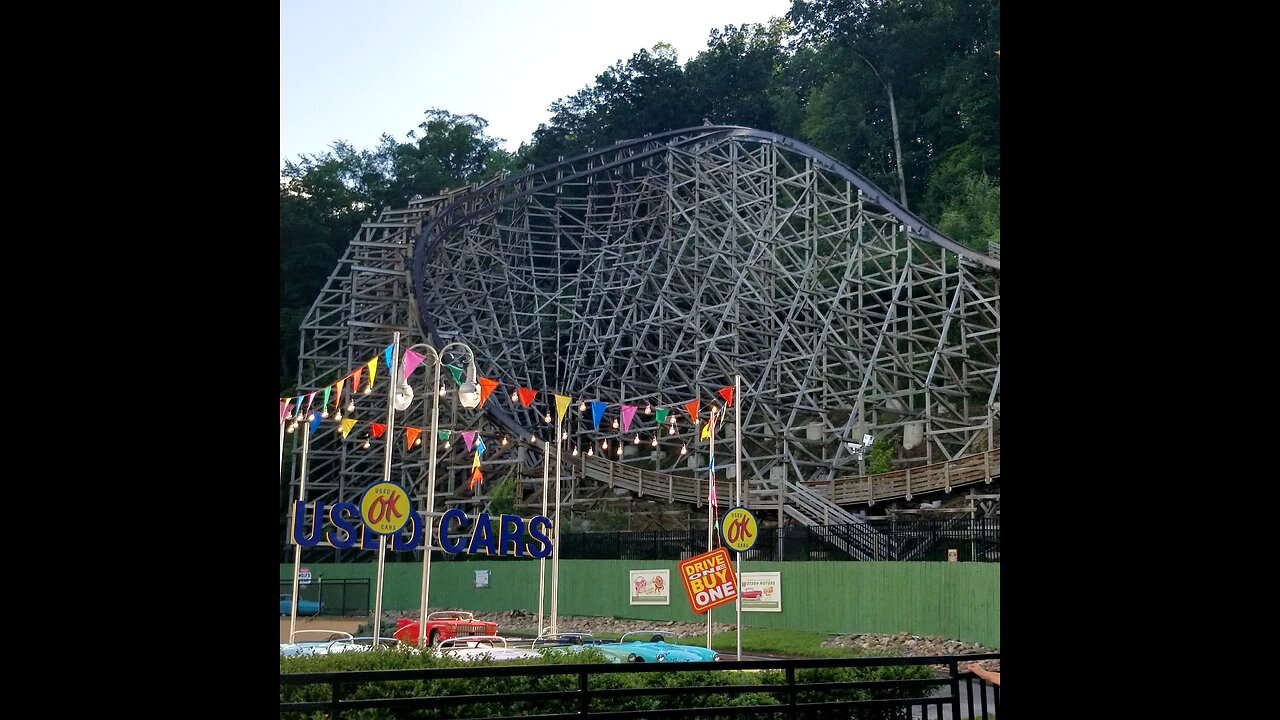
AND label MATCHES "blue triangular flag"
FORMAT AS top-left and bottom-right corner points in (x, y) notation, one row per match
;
(476, 436), (487, 455)
(309, 412), (322, 433)
(590, 400), (607, 430)
(384, 345), (393, 373)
